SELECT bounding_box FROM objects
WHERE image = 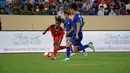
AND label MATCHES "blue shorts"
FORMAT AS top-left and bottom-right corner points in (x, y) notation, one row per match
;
(70, 32), (83, 46)
(66, 33), (73, 37)
(66, 32), (73, 37)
